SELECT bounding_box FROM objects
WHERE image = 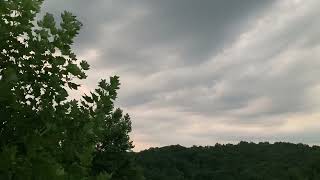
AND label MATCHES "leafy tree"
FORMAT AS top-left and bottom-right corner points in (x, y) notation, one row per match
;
(0, 0), (140, 179)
